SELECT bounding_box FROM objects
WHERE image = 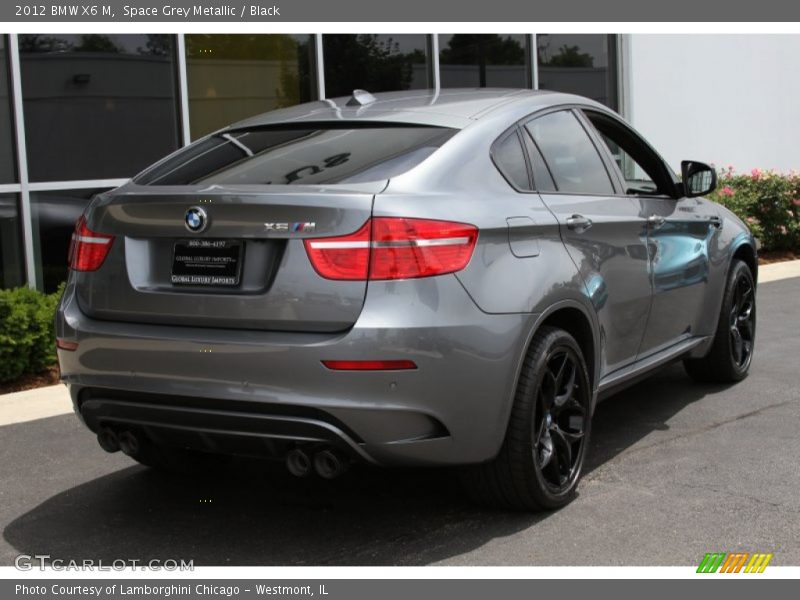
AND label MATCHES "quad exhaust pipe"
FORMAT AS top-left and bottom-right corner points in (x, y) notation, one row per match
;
(97, 427), (142, 458)
(285, 448), (312, 477)
(97, 427), (120, 453)
(117, 431), (141, 457)
(313, 448), (348, 479)
(285, 446), (349, 479)
(99, 428), (349, 478)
